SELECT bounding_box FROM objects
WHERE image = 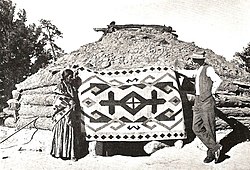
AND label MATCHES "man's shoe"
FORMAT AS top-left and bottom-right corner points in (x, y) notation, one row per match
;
(203, 156), (215, 163)
(214, 146), (222, 163)
(71, 157), (78, 162)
